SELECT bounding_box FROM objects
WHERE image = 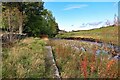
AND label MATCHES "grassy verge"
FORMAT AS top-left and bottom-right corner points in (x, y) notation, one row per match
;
(56, 26), (119, 45)
(2, 37), (46, 78)
(49, 40), (118, 78)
